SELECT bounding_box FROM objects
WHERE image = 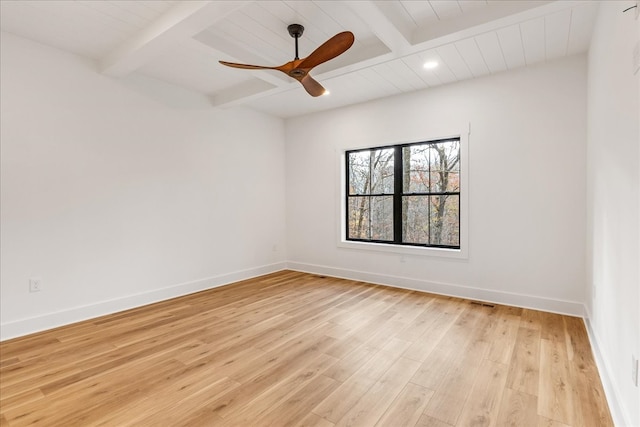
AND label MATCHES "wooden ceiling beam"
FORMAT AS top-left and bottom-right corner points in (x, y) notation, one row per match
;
(100, 1), (250, 77)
